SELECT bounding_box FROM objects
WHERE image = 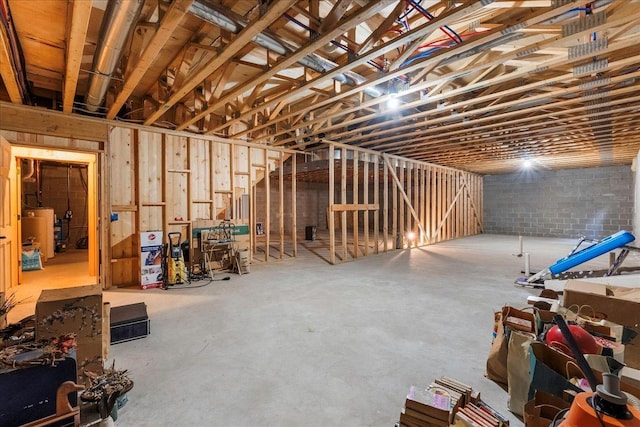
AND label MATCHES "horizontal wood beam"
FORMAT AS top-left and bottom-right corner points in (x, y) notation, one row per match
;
(331, 203), (379, 212)
(0, 102), (108, 141)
